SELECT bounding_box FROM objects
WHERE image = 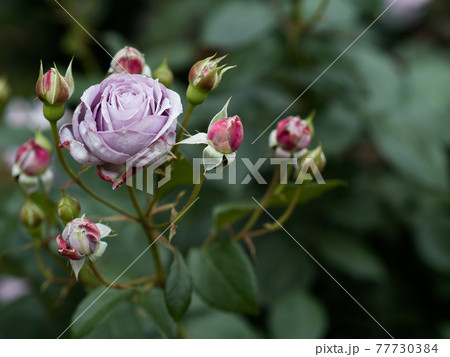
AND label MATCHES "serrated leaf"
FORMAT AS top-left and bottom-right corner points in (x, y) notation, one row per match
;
(70, 287), (133, 338)
(188, 239), (259, 314)
(139, 288), (177, 338)
(164, 252), (193, 321)
(268, 289), (328, 338)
